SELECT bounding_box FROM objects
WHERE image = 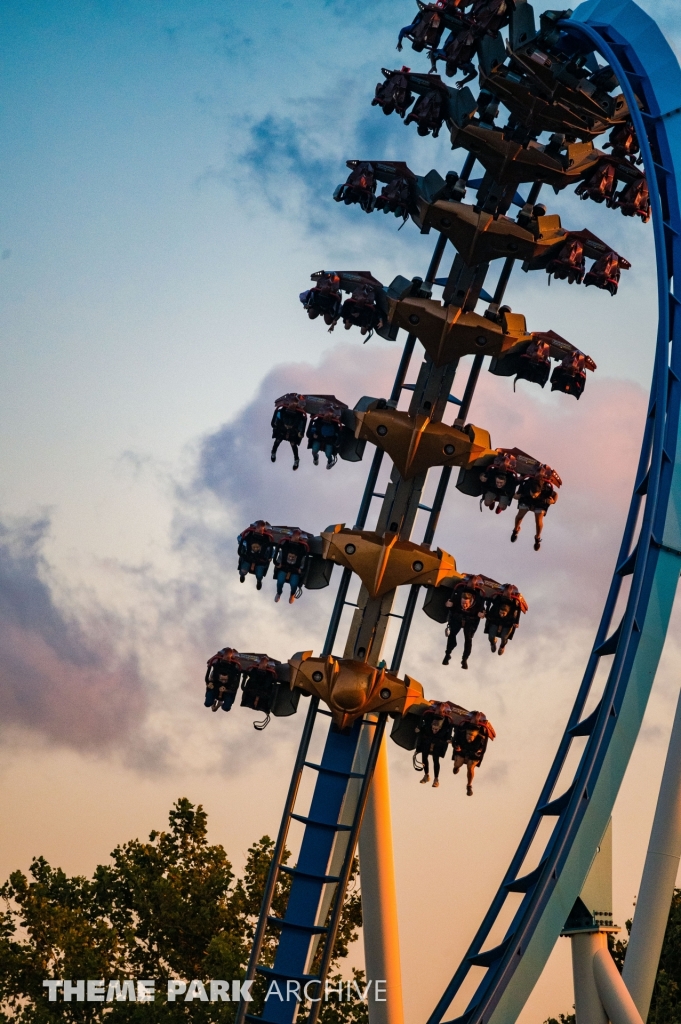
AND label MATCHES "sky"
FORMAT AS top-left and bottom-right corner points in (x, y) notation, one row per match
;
(2, 0), (681, 1021)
